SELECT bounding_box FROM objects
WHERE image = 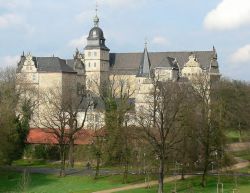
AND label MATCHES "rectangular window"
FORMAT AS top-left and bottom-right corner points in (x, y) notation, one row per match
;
(32, 74), (36, 81)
